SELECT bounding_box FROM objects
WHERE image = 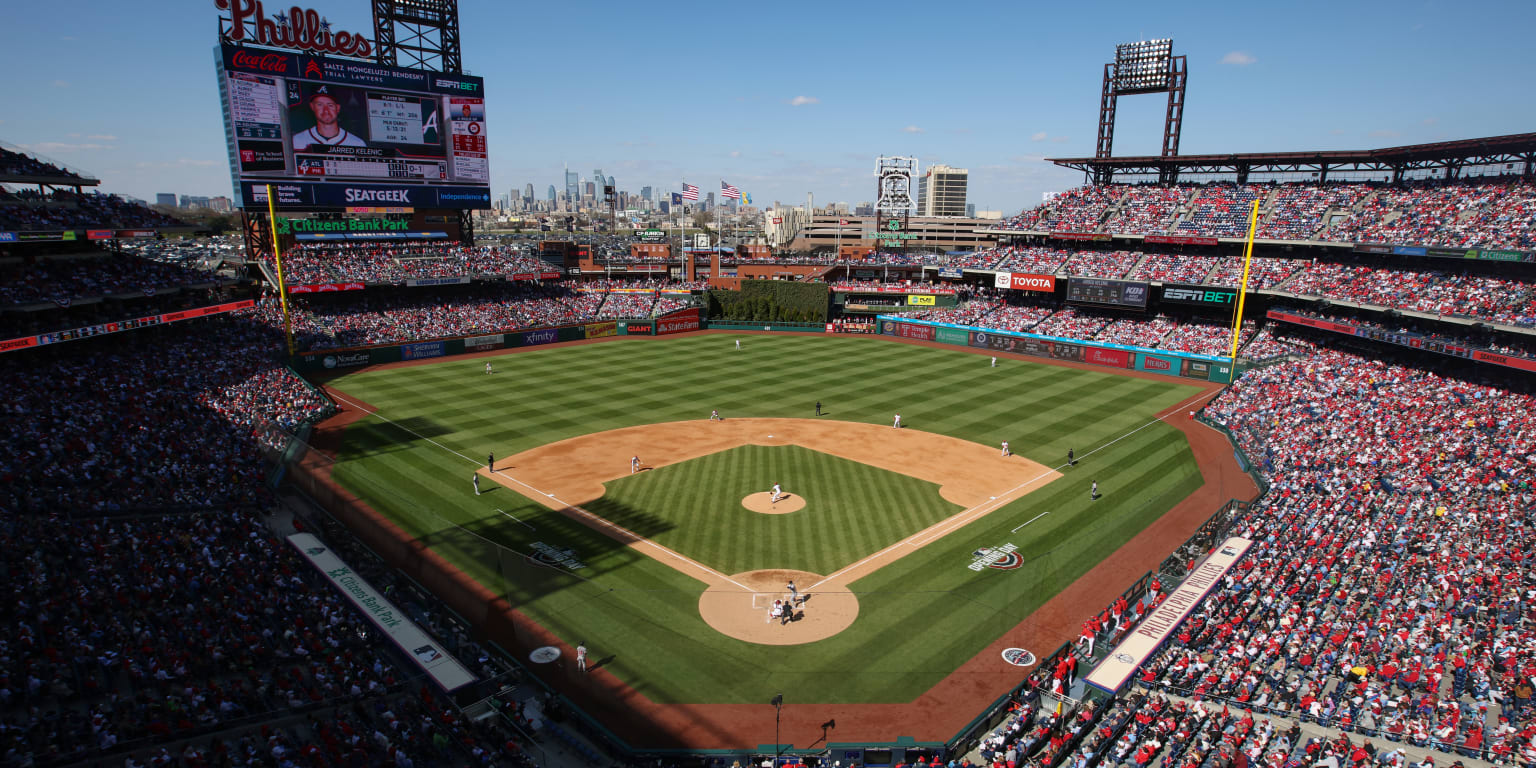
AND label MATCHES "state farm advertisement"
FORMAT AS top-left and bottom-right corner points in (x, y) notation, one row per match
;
(993, 272), (1057, 292)
(656, 308), (702, 336)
